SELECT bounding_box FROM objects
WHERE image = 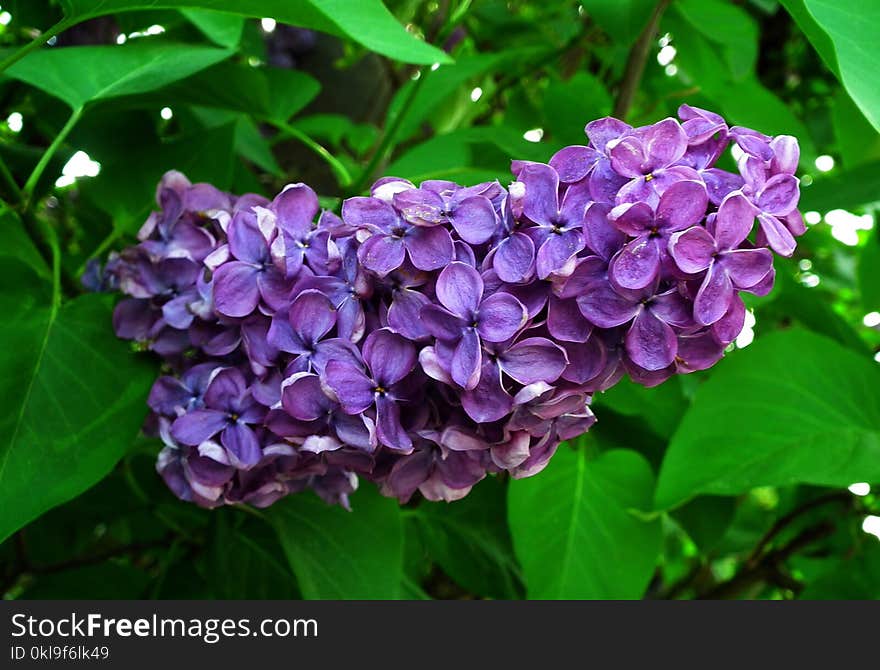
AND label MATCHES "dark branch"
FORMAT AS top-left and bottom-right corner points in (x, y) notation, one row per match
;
(612, 0), (671, 120)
